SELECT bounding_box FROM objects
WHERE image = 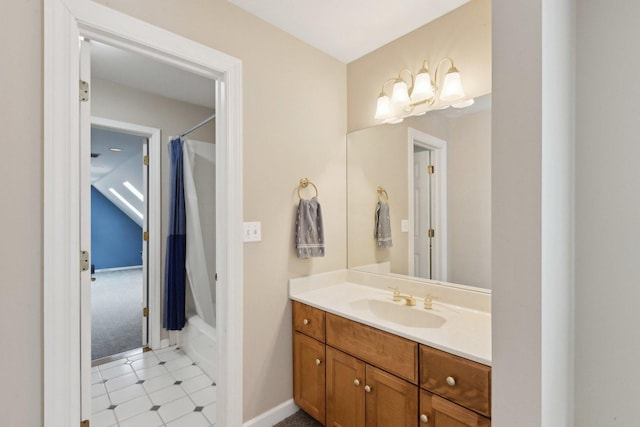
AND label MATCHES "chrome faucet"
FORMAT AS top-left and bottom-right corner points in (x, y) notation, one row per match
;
(388, 287), (416, 306)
